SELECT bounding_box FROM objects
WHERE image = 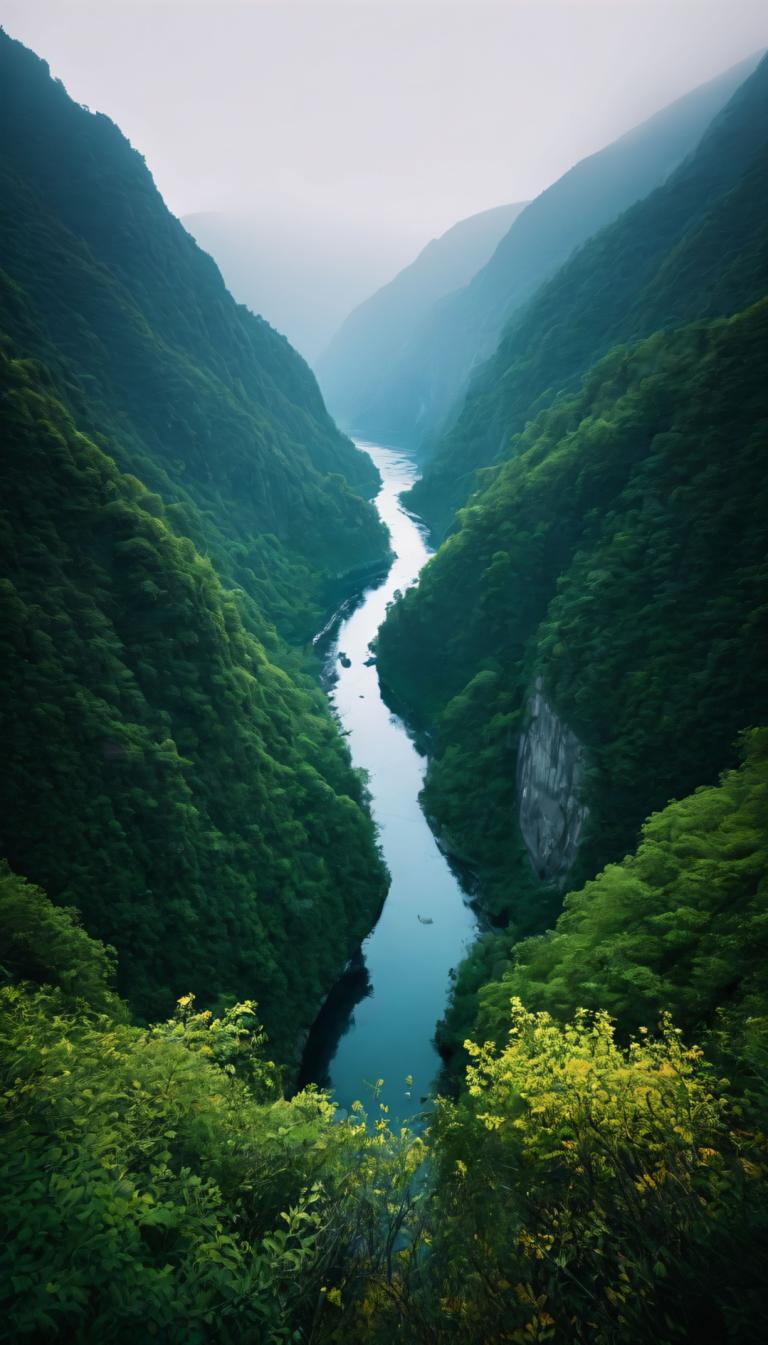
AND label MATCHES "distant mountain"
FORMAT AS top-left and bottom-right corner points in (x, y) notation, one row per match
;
(315, 202), (527, 432)
(183, 210), (426, 361)
(0, 33), (389, 640)
(353, 53), (761, 454)
(378, 53), (768, 940)
(409, 48), (768, 538)
(0, 29), (389, 1054)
